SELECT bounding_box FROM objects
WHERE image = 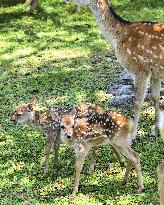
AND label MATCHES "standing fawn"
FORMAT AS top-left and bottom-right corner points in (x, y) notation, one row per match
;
(59, 109), (144, 195)
(65, 0), (164, 140)
(10, 97), (73, 173)
(11, 97), (116, 173)
(158, 110), (164, 205)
